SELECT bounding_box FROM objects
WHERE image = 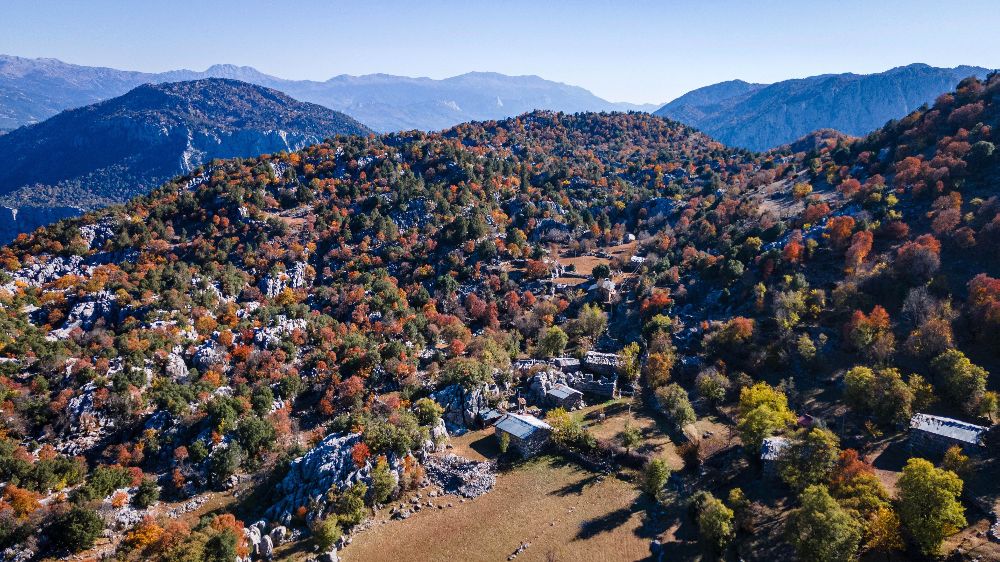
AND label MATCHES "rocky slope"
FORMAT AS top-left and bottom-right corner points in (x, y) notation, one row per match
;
(0, 54), (655, 132)
(0, 78), (370, 242)
(2, 74), (999, 560)
(656, 63), (992, 150)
